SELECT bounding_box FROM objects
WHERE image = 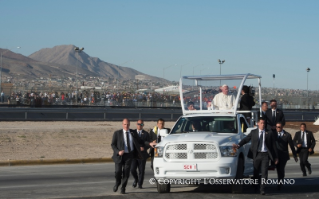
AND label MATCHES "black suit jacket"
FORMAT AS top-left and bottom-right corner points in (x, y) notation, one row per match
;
(111, 129), (143, 163)
(134, 129), (151, 159)
(240, 93), (255, 111)
(293, 130), (316, 155)
(275, 130), (297, 161)
(238, 129), (278, 161)
(265, 109), (285, 131)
